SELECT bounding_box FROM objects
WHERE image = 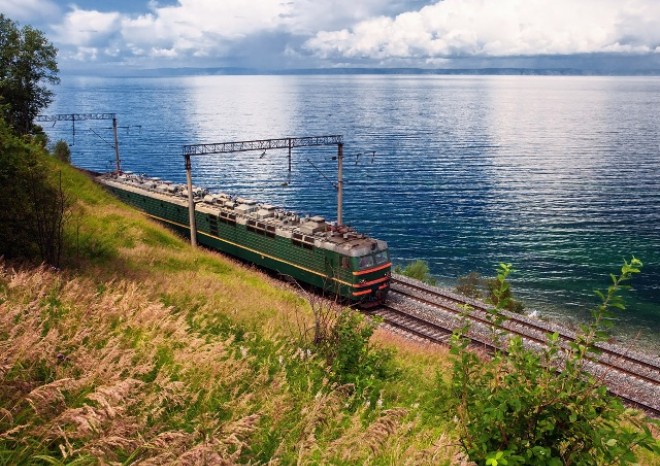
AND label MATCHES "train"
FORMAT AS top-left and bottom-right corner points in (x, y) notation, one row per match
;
(96, 172), (391, 305)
